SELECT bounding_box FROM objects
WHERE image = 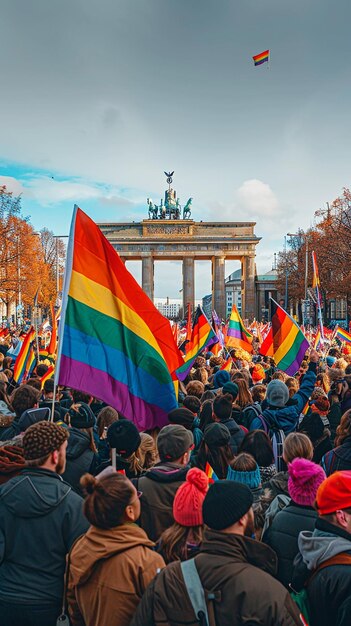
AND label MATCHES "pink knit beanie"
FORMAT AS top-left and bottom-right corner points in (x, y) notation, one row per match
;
(288, 457), (326, 506)
(173, 467), (209, 526)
